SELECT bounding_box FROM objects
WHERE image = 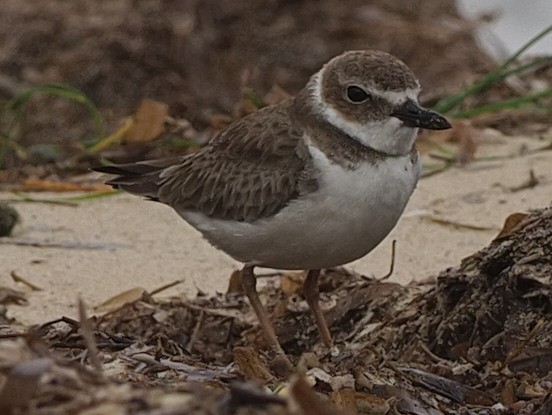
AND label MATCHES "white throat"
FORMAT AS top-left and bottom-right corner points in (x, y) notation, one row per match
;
(310, 72), (419, 156)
